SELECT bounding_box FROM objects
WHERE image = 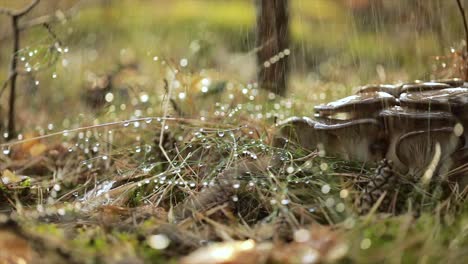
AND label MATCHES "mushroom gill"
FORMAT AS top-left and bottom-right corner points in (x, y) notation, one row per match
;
(315, 118), (387, 163)
(395, 127), (462, 181)
(379, 106), (457, 173)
